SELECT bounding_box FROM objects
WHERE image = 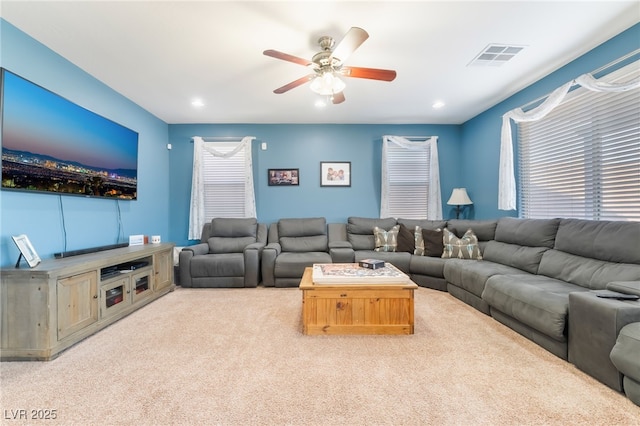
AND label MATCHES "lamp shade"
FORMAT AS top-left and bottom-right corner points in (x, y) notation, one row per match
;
(447, 188), (473, 206)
